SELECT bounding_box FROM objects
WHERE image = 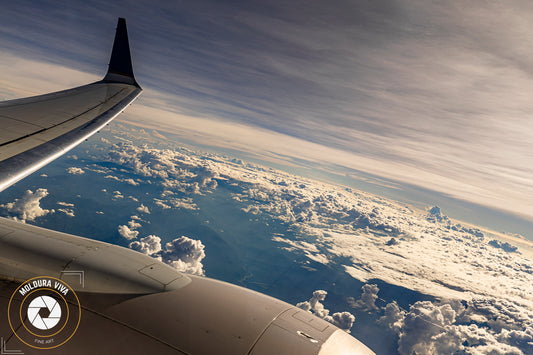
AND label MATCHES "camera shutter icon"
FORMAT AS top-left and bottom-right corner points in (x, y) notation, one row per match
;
(27, 295), (62, 330)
